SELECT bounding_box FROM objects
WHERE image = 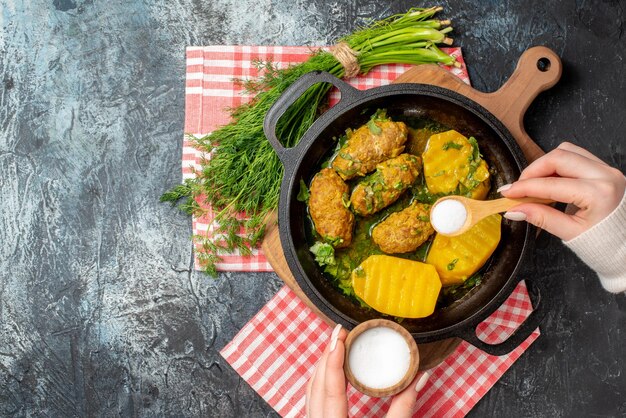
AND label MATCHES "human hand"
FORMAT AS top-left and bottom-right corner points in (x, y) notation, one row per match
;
(305, 324), (430, 418)
(498, 142), (625, 241)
